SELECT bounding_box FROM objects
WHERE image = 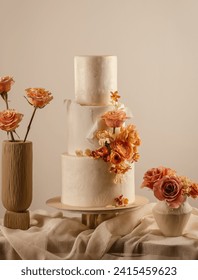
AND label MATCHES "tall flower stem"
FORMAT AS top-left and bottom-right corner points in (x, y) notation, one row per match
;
(10, 131), (15, 141)
(24, 107), (37, 142)
(1, 92), (15, 141)
(1, 92), (9, 109)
